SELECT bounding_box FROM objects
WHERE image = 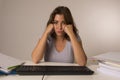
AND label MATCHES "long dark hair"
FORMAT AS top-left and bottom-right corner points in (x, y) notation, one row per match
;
(47, 6), (79, 41)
